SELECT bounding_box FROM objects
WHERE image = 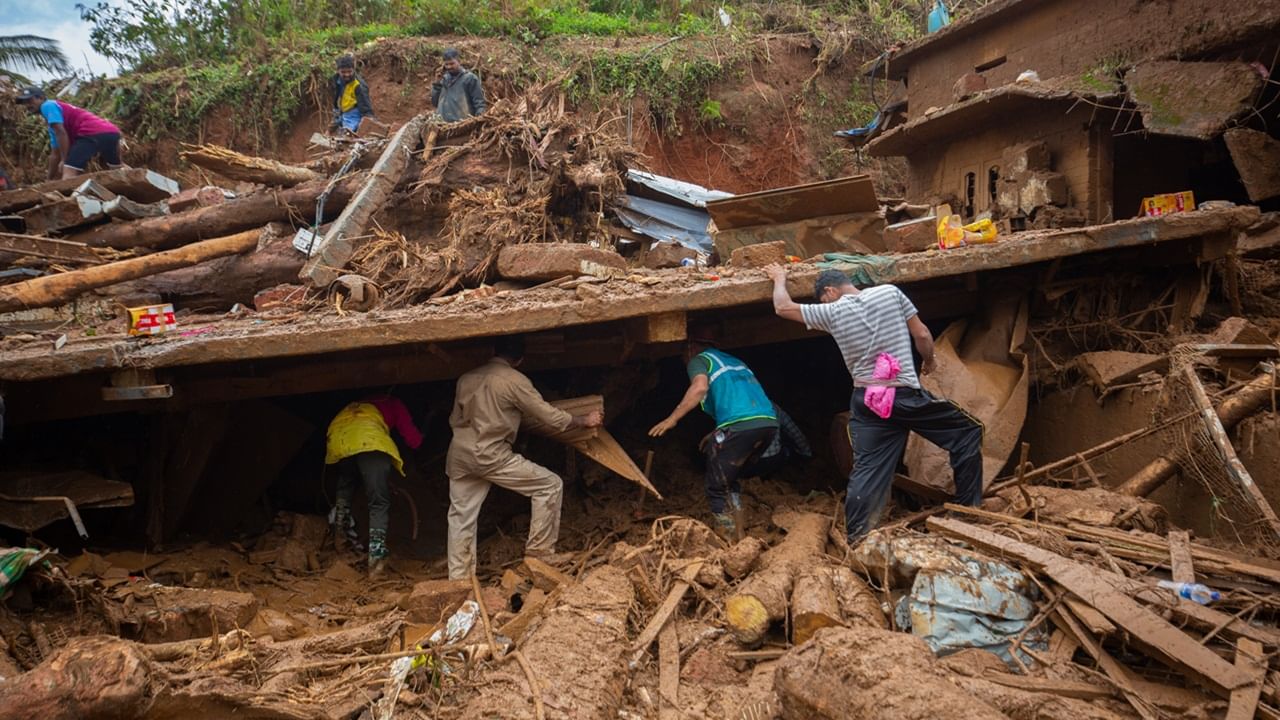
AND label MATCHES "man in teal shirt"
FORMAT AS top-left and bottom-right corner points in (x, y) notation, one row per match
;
(650, 337), (778, 537)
